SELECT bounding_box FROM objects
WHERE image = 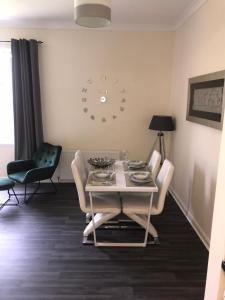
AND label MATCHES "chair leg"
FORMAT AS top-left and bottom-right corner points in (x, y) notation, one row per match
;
(86, 213), (92, 224)
(11, 187), (19, 204)
(0, 188), (19, 210)
(50, 178), (57, 193)
(83, 212), (119, 237)
(124, 213), (159, 239)
(0, 198), (10, 210)
(24, 181), (41, 204)
(10, 180), (58, 204)
(24, 184), (27, 202)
